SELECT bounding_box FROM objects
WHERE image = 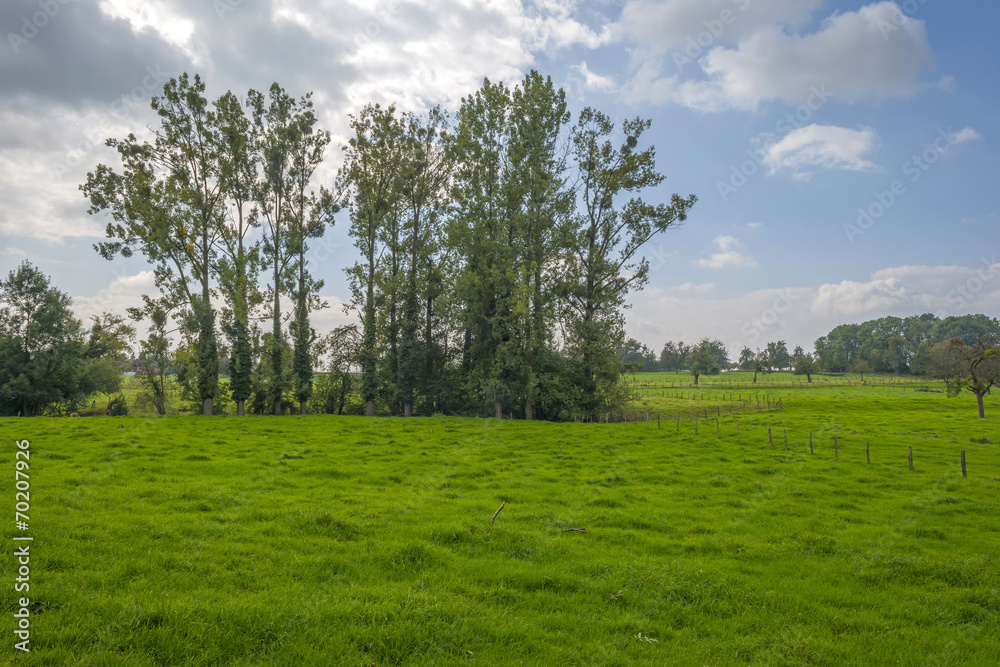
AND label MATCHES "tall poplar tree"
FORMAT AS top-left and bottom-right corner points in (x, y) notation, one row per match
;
(564, 108), (696, 416)
(250, 84), (327, 415)
(338, 104), (406, 417)
(214, 90), (261, 417)
(83, 73), (225, 415)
